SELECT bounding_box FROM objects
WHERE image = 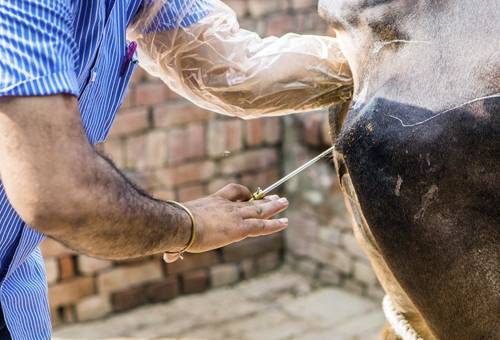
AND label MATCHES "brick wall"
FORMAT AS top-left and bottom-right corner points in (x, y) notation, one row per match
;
(42, 0), (381, 327)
